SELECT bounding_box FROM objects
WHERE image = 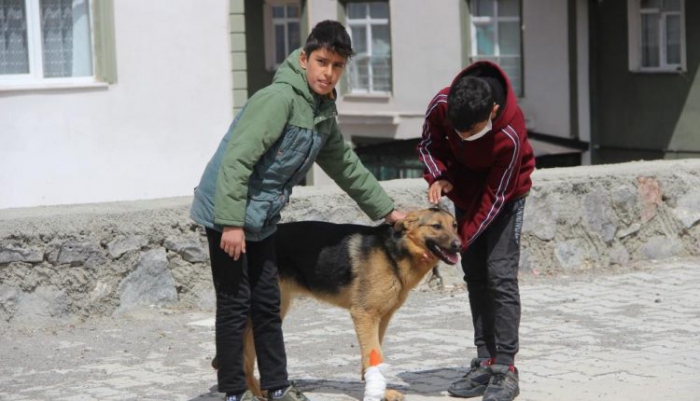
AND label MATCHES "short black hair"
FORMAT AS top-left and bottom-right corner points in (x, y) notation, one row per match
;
(447, 76), (494, 131)
(304, 20), (355, 59)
